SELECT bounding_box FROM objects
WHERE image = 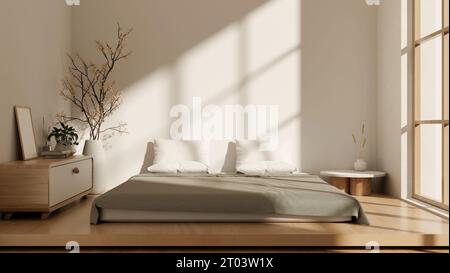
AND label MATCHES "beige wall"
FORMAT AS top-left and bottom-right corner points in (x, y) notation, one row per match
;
(300, 0), (377, 174)
(0, 0), (419, 198)
(377, 0), (400, 197)
(0, 0), (72, 162)
(377, 0), (413, 198)
(0, 0), (380, 194)
(72, 0), (378, 190)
